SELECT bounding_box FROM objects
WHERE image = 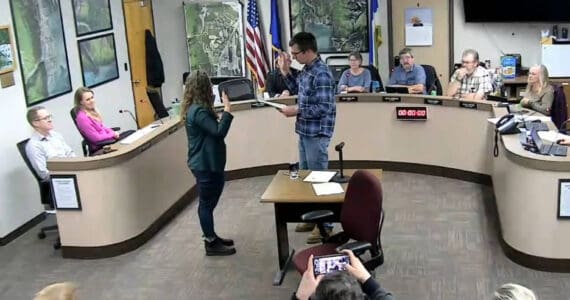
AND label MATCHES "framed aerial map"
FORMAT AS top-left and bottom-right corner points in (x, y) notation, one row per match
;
(289, 0), (369, 53)
(10, 0), (72, 105)
(183, 1), (245, 78)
